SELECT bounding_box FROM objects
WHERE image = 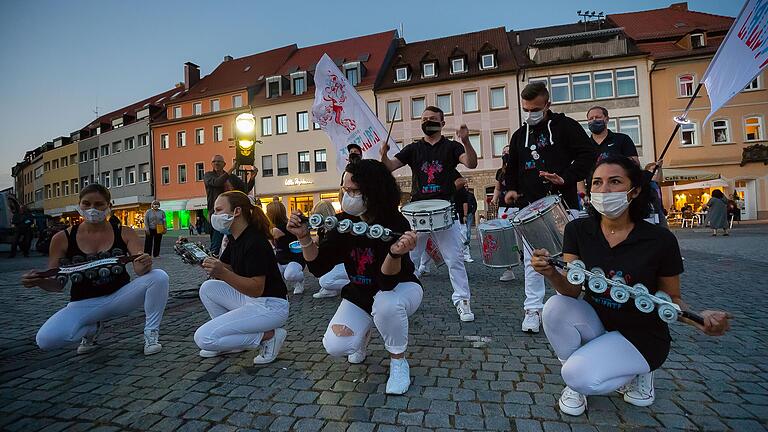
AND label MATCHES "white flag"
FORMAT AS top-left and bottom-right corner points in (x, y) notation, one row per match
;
(702, 0), (768, 123)
(311, 54), (398, 173)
